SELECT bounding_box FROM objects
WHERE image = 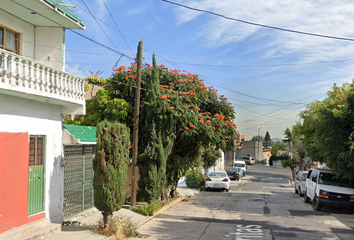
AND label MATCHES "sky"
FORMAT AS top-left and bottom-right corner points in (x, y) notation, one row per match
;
(62, 0), (354, 140)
